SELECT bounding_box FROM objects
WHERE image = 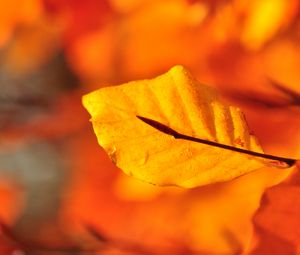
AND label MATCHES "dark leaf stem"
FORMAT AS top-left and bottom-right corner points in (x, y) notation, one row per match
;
(137, 116), (298, 168)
